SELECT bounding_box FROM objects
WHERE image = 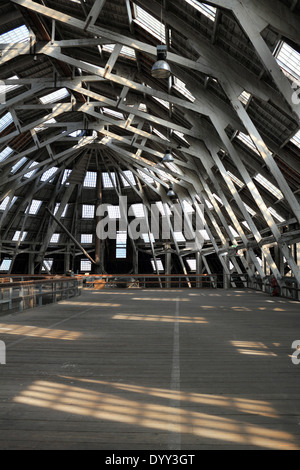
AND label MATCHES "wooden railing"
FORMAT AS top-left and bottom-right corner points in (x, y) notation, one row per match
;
(83, 273), (219, 289)
(0, 275), (83, 314)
